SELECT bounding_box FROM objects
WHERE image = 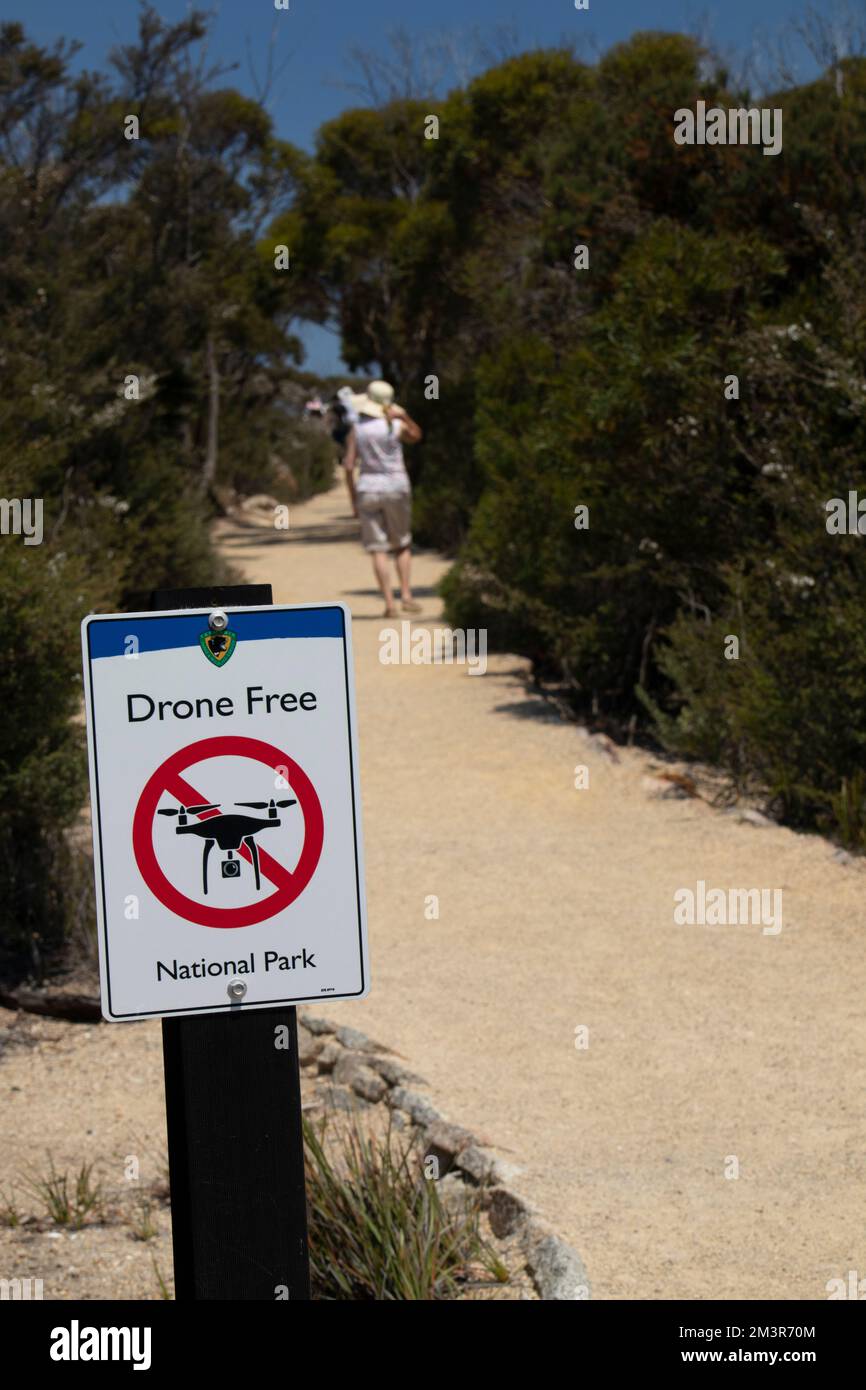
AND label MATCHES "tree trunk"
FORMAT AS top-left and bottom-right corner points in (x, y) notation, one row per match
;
(203, 330), (219, 491)
(0, 987), (102, 1023)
